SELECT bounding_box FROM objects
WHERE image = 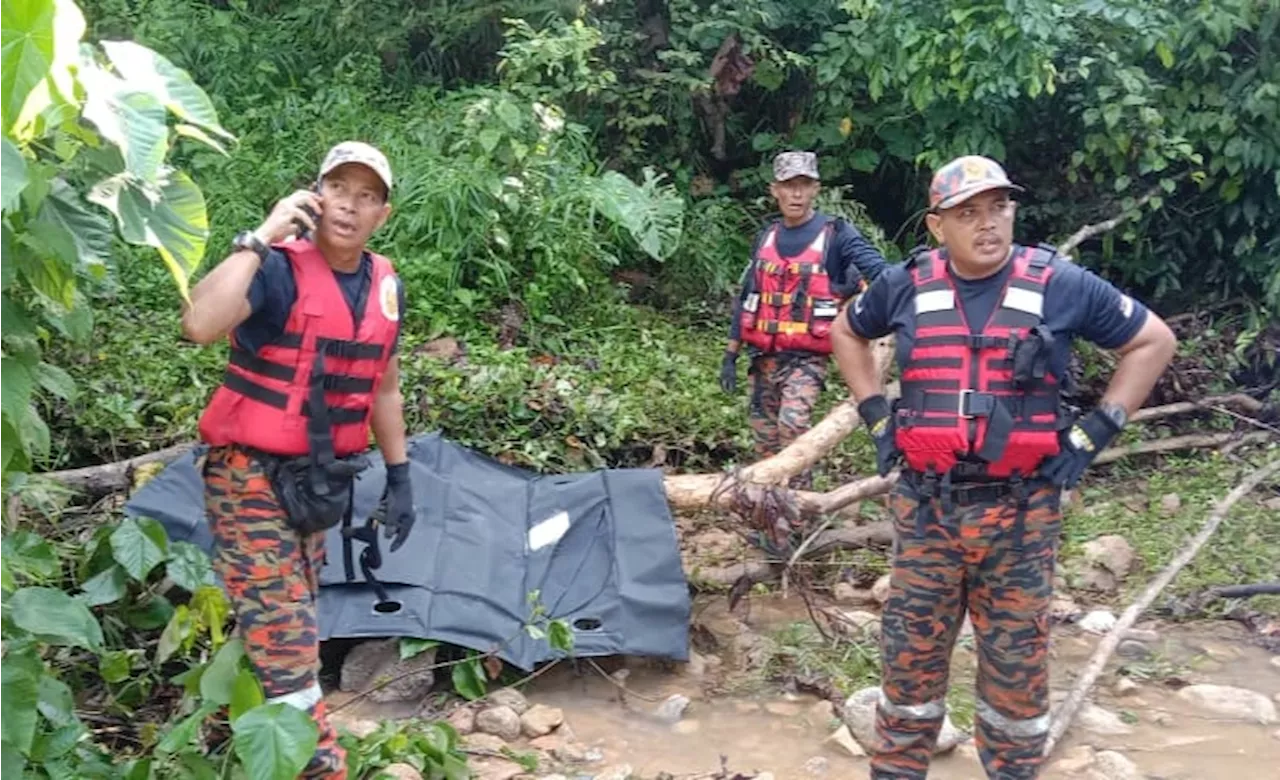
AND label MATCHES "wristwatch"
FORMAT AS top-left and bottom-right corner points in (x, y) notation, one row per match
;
(232, 231), (269, 263)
